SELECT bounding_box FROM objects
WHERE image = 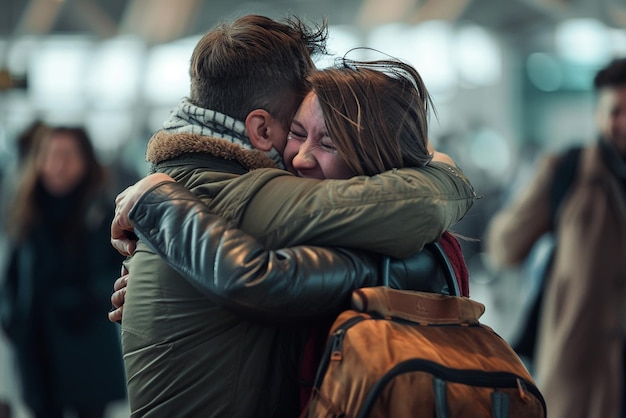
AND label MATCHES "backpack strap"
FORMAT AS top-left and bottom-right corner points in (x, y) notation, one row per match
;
(381, 242), (460, 297)
(352, 287), (485, 324)
(429, 241), (461, 297)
